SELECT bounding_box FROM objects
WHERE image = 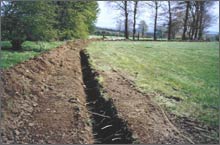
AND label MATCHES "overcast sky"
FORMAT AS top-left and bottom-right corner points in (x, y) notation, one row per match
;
(95, 1), (219, 33)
